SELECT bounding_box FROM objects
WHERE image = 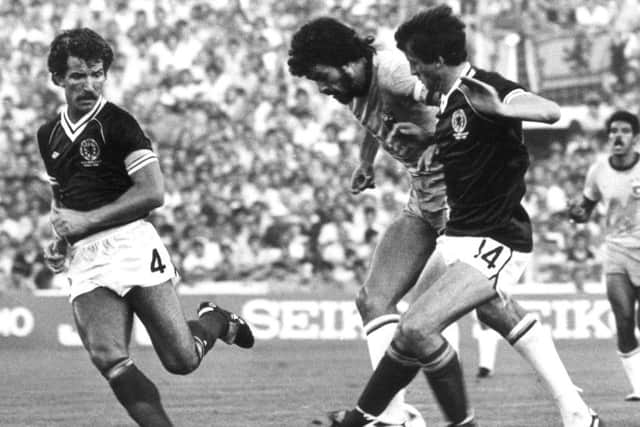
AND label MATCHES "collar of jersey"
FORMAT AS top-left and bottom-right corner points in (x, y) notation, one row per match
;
(61, 96), (107, 142)
(439, 62), (474, 114)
